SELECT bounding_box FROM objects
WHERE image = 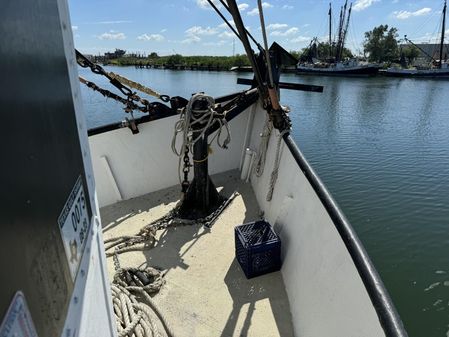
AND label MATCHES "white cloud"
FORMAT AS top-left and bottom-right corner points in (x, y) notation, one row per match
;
(247, 8), (258, 16)
(137, 33), (164, 41)
(271, 27), (299, 36)
(72, 25), (78, 31)
(203, 40), (227, 46)
(219, 31), (235, 39)
(97, 32), (126, 40)
(289, 36), (311, 43)
(185, 26), (218, 36)
(247, 2), (272, 16)
(218, 20), (235, 29)
(282, 4), (294, 10)
(393, 7), (432, 19)
(267, 23), (289, 30)
(182, 35), (201, 44)
(353, 0), (379, 12)
(238, 3), (249, 11)
(196, 0), (221, 9)
(160, 28), (167, 33)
